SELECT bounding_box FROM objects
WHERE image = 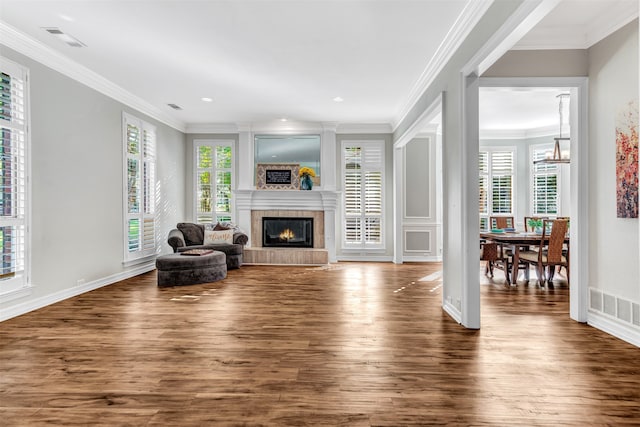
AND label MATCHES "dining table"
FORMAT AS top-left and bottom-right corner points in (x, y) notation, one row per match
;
(479, 230), (570, 285)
